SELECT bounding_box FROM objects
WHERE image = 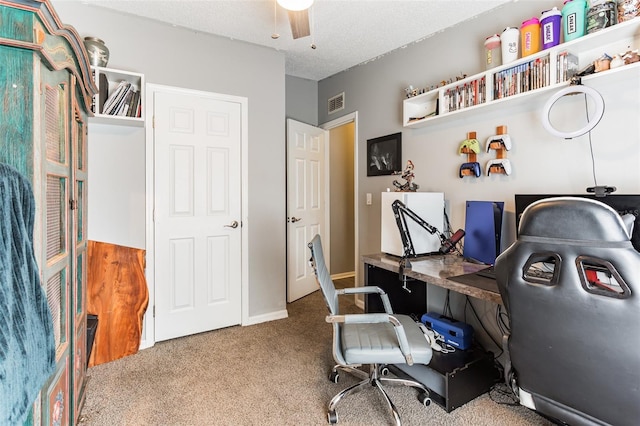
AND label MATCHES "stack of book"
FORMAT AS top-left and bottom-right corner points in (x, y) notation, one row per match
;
(443, 76), (486, 113)
(100, 80), (141, 117)
(493, 56), (551, 100)
(557, 51), (579, 83)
